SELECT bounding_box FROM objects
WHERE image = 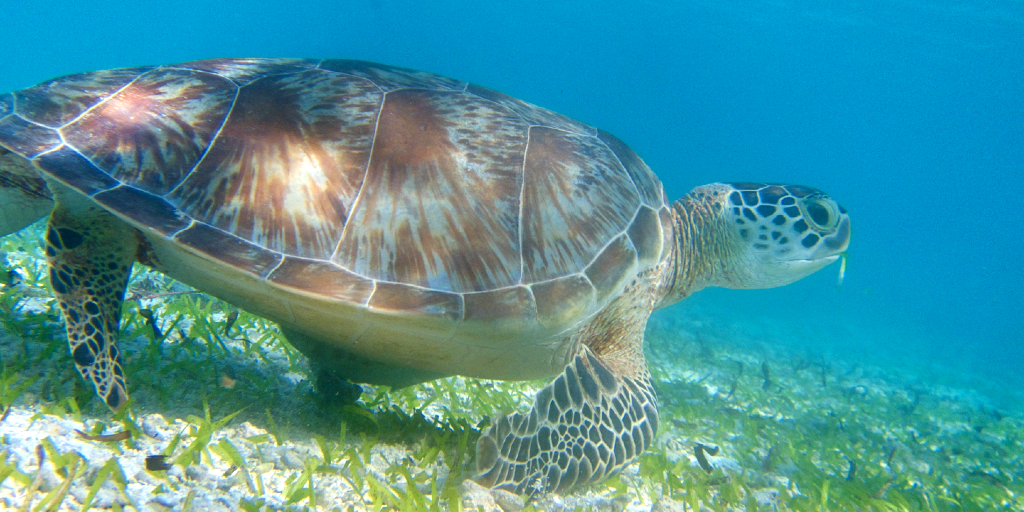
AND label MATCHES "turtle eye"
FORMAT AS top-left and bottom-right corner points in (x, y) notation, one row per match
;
(799, 198), (839, 233)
